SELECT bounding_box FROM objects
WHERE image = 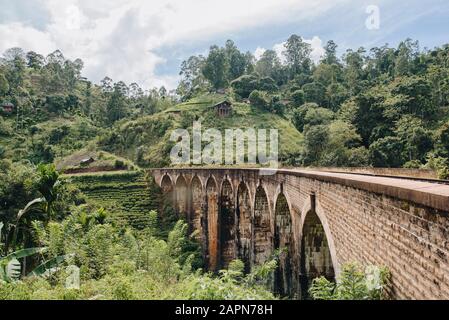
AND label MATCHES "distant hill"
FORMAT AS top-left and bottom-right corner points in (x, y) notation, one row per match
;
(97, 94), (303, 168)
